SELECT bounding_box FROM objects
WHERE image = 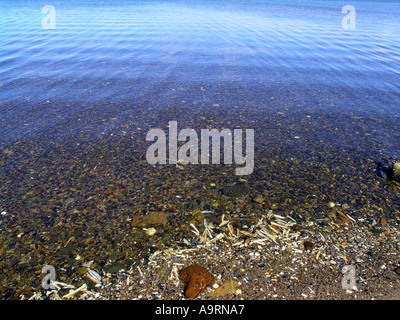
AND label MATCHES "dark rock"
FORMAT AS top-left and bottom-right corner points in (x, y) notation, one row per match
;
(58, 243), (75, 257)
(222, 183), (250, 198)
(104, 261), (123, 274)
(303, 241), (315, 251)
